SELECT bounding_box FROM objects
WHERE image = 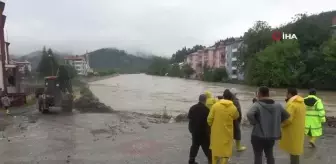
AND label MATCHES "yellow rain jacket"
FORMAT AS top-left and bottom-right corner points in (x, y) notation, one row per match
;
(279, 95), (306, 155)
(207, 99), (239, 157)
(205, 91), (217, 110)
